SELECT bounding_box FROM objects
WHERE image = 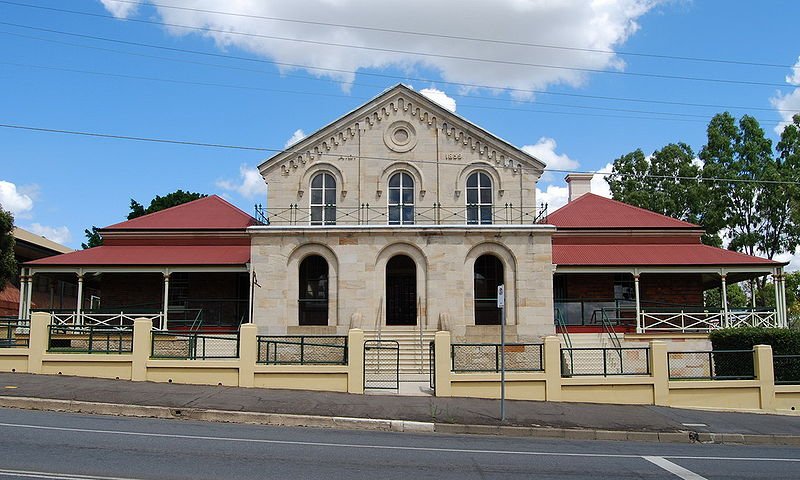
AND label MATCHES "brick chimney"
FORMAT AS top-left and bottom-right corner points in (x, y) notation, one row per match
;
(565, 173), (593, 202)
